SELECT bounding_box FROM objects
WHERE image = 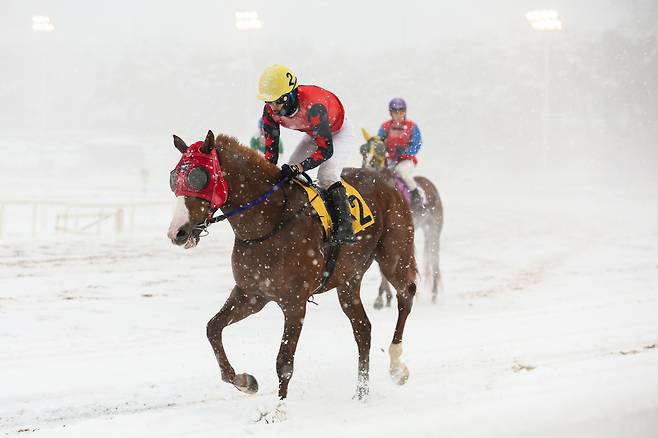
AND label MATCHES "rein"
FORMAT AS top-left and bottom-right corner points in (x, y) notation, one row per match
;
(194, 172), (313, 243)
(209, 177), (291, 223)
(233, 184), (313, 245)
